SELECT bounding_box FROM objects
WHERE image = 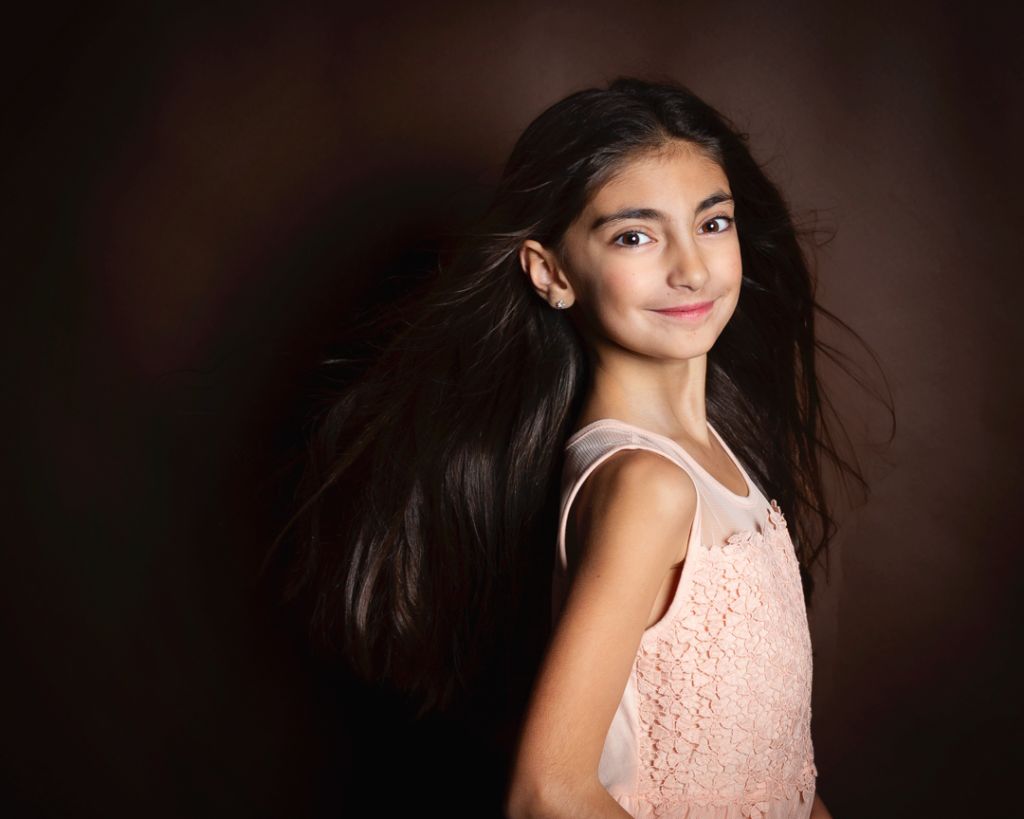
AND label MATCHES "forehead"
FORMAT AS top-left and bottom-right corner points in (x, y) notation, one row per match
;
(589, 142), (728, 208)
